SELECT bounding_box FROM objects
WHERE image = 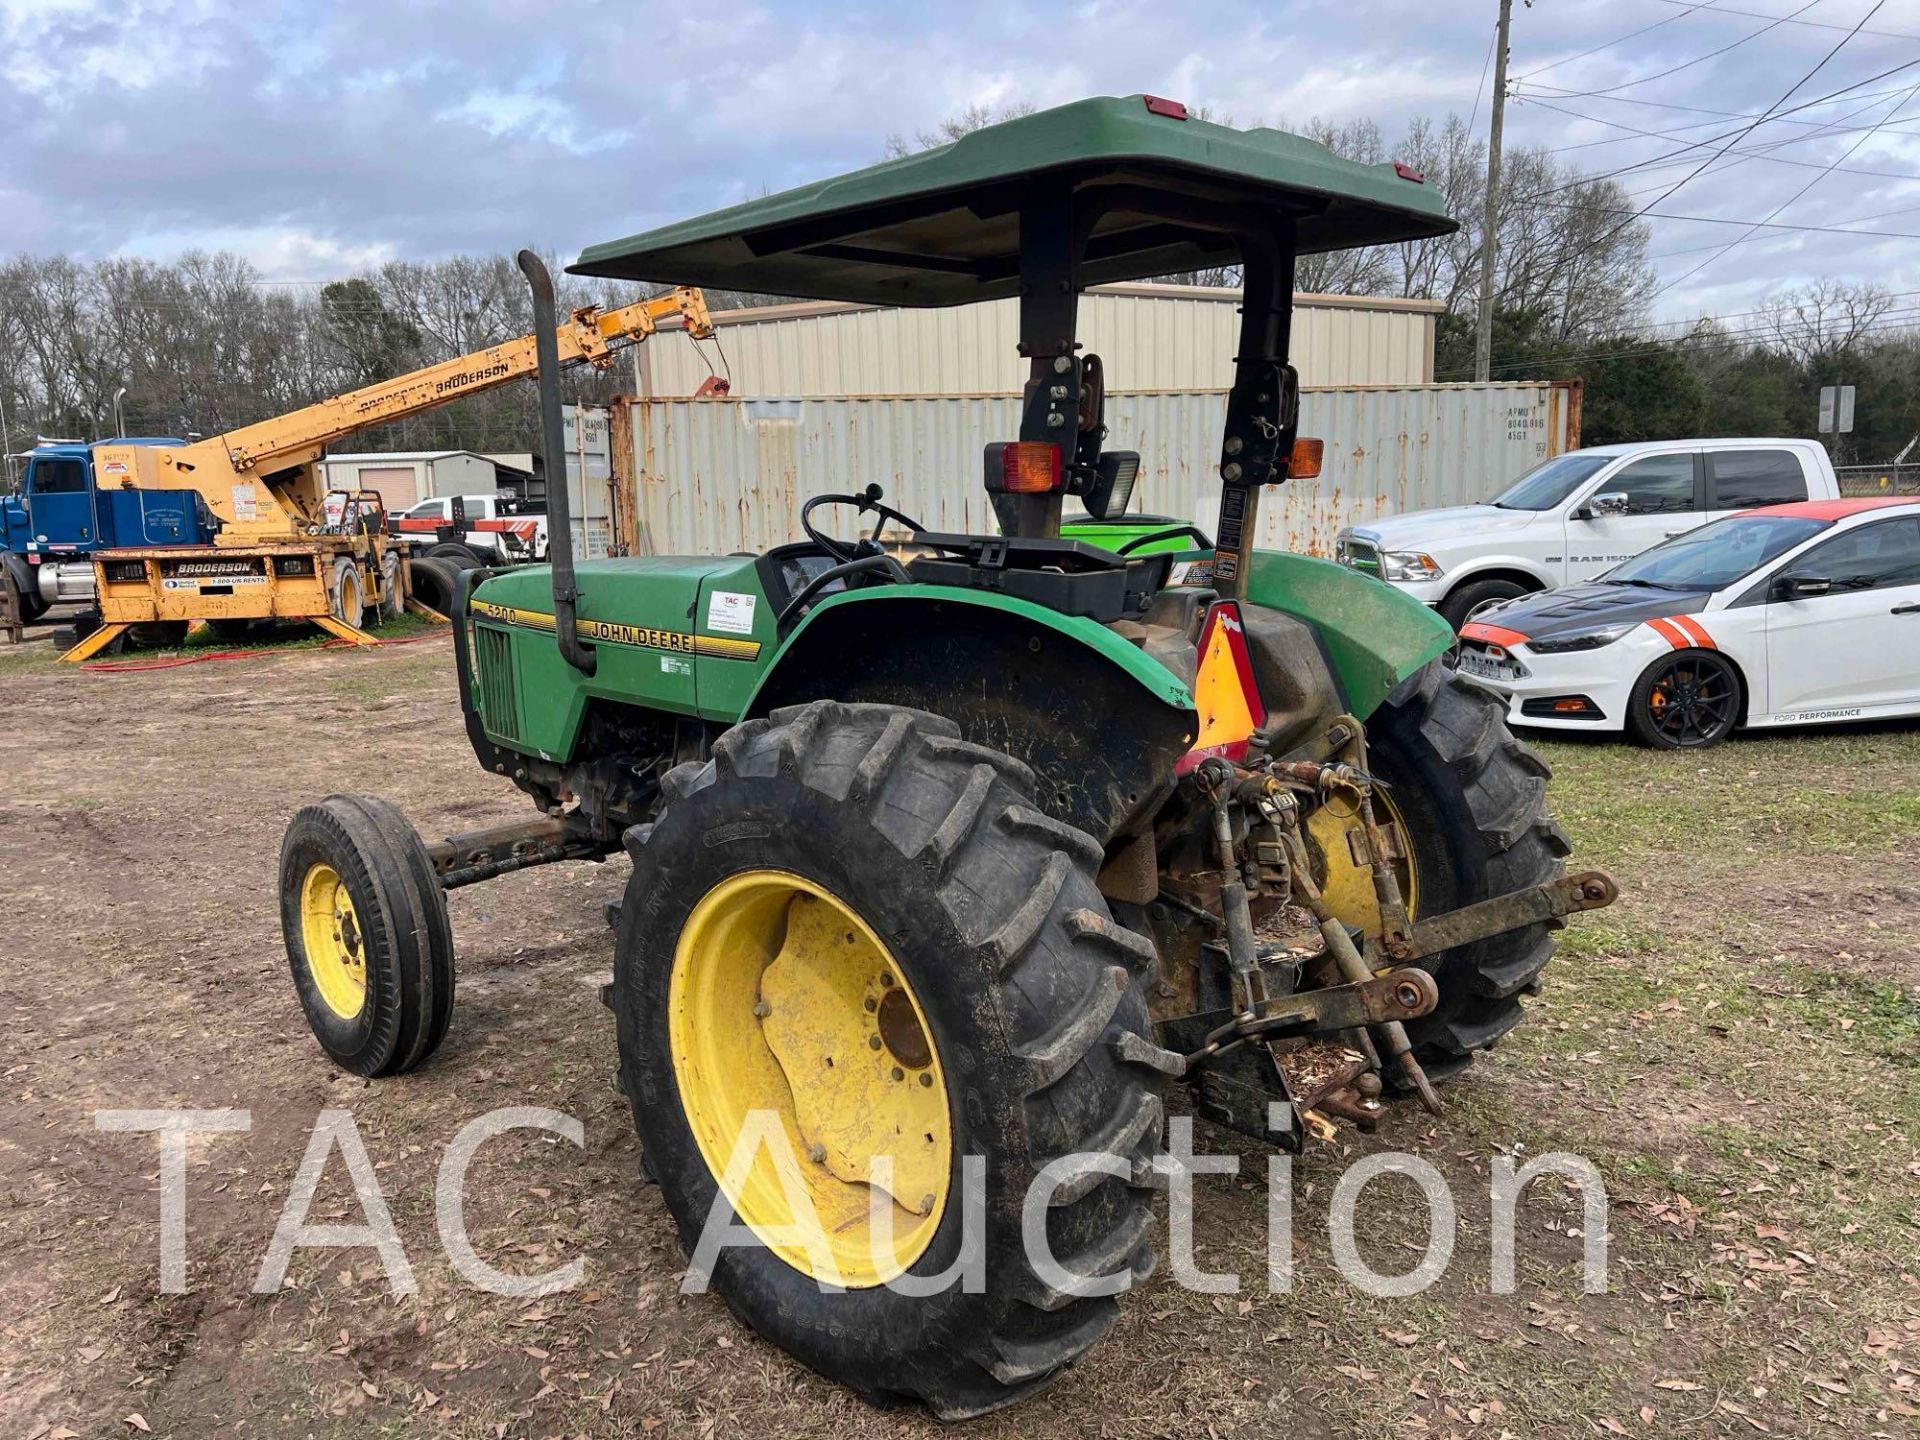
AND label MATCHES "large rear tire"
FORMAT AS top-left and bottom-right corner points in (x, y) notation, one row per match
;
(279, 795), (455, 1076)
(615, 700), (1168, 1417)
(426, 543), (482, 569)
(406, 555), (459, 615)
(1364, 661), (1570, 1084)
